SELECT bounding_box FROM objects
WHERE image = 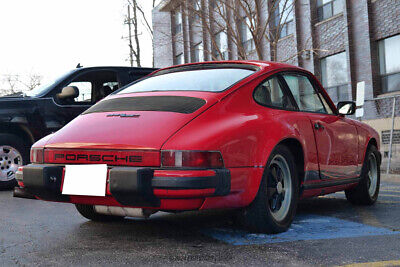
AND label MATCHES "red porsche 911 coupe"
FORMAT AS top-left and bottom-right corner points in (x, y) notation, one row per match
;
(14, 61), (381, 234)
